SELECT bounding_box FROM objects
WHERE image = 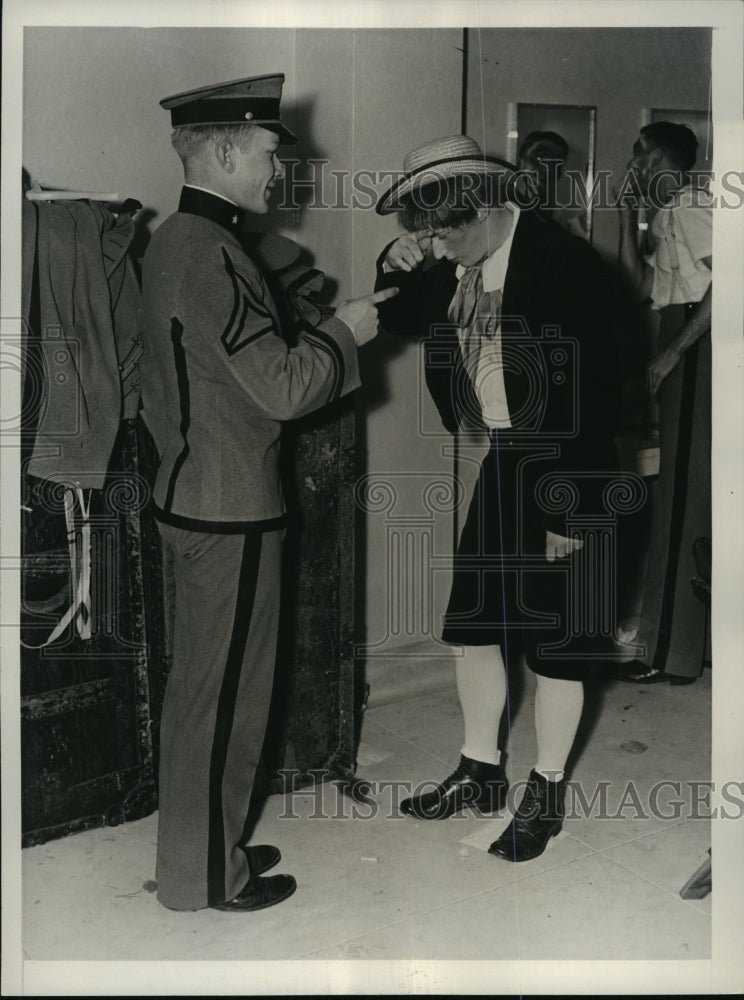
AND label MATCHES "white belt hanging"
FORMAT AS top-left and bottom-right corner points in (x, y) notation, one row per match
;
(22, 486), (92, 649)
